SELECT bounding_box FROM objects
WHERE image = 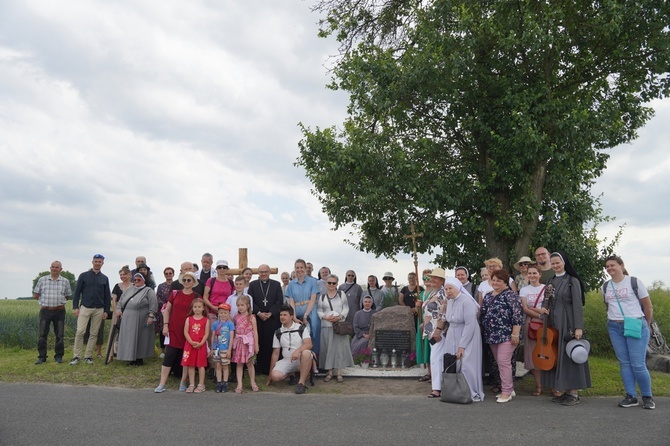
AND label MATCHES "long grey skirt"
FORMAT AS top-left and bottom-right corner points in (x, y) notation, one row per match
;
(319, 327), (354, 370)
